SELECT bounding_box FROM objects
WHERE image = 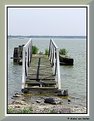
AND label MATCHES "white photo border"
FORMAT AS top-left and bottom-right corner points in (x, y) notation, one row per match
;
(5, 5), (89, 117)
